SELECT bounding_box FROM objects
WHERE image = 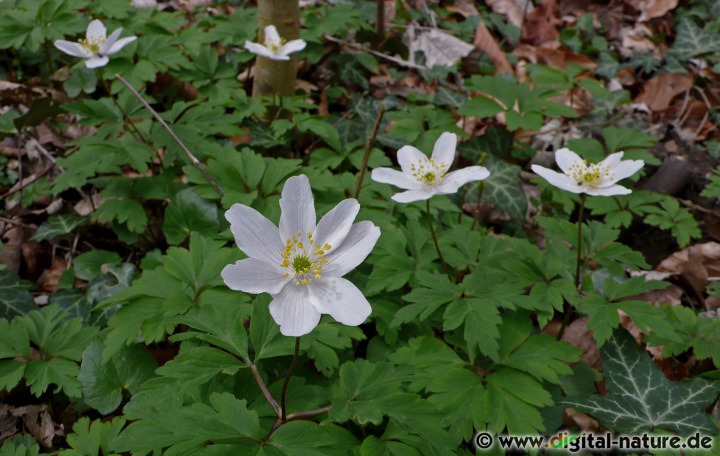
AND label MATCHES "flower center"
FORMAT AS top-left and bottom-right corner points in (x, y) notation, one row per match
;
(280, 232), (331, 286)
(80, 36), (105, 54)
(411, 157), (449, 187)
(264, 37), (286, 54)
(568, 160), (611, 188)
